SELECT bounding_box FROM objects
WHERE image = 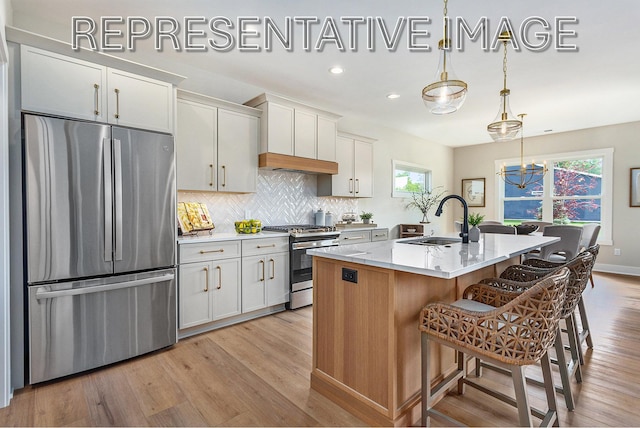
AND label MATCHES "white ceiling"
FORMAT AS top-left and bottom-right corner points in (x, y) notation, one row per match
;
(9, 0), (640, 147)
